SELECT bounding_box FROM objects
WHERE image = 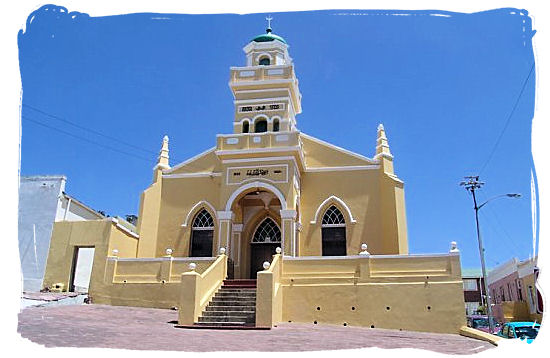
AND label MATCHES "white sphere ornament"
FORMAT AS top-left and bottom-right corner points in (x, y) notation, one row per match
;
(112, 249), (119, 256)
(189, 262), (197, 271)
(165, 248), (173, 256)
(359, 243), (370, 256)
(450, 241), (459, 253)
(275, 247), (282, 254)
(263, 261), (270, 270)
(219, 247), (226, 255)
